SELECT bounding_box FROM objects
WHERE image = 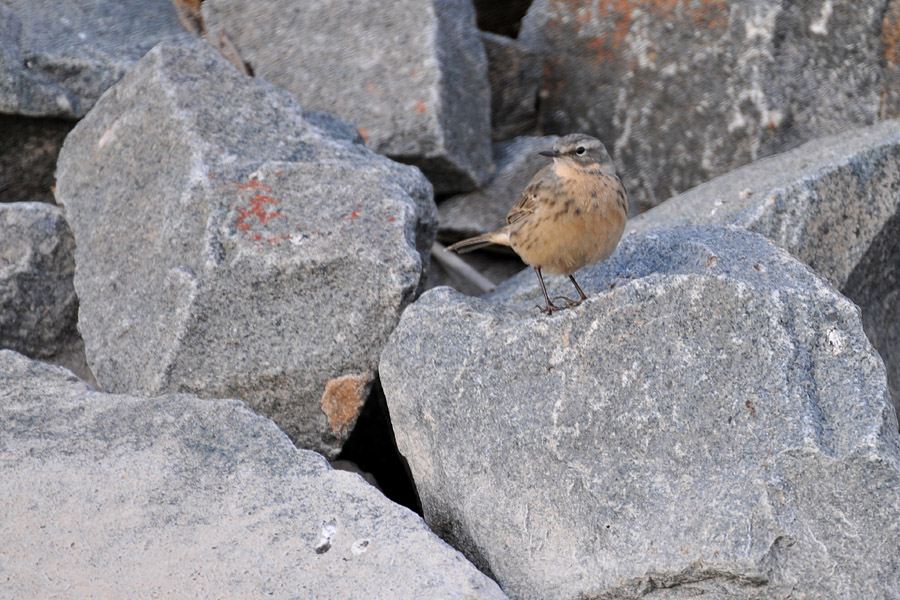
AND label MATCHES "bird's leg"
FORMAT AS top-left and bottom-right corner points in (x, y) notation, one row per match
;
(534, 267), (562, 314)
(550, 274), (588, 309)
(565, 274), (588, 307)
